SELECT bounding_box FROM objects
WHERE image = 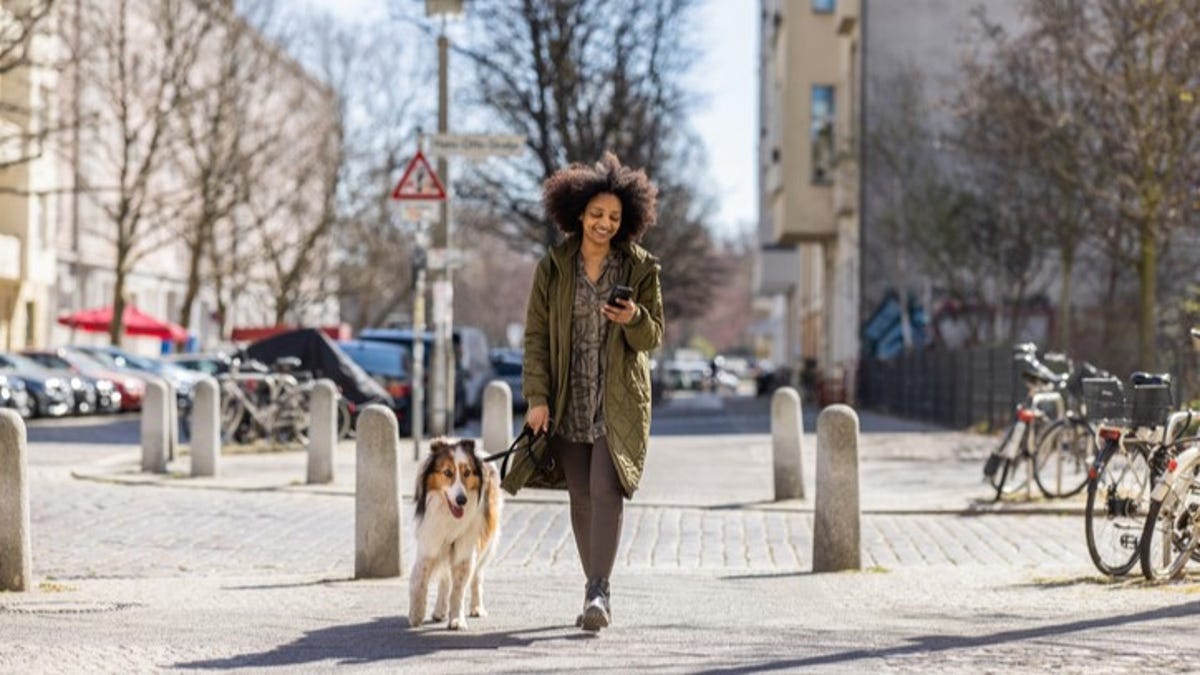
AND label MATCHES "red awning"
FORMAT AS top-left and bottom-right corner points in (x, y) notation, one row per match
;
(57, 304), (188, 342)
